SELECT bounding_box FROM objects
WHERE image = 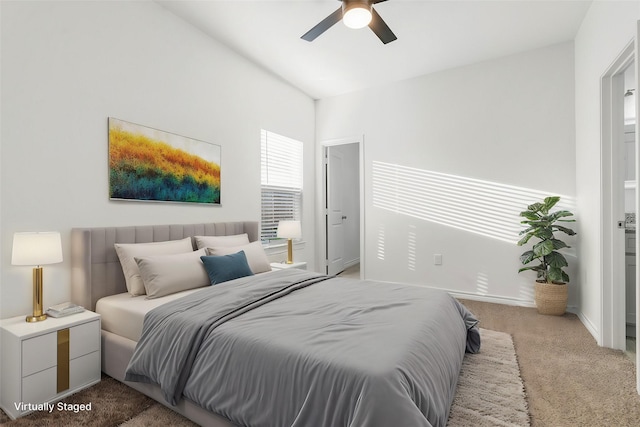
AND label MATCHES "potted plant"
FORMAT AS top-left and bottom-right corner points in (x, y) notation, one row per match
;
(517, 196), (576, 315)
